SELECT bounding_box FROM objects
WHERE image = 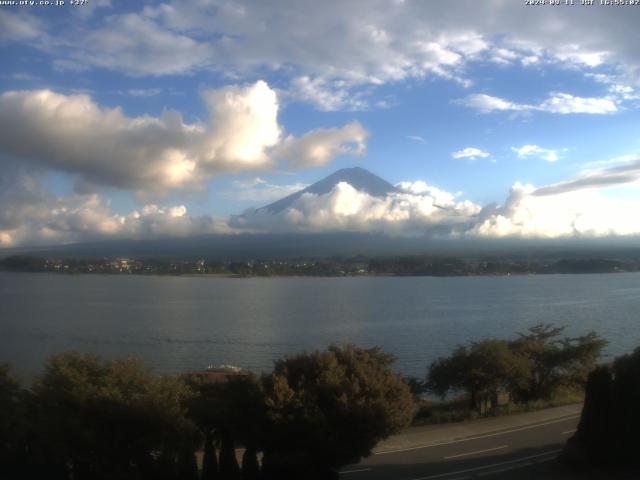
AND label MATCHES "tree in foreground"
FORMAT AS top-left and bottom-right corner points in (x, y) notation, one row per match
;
(510, 324), (607, 401)
(29, 352), (198, 480)
(427, 339), (528, 413)
(260, 345), (415, 479)
(426, 324), (607, 410)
